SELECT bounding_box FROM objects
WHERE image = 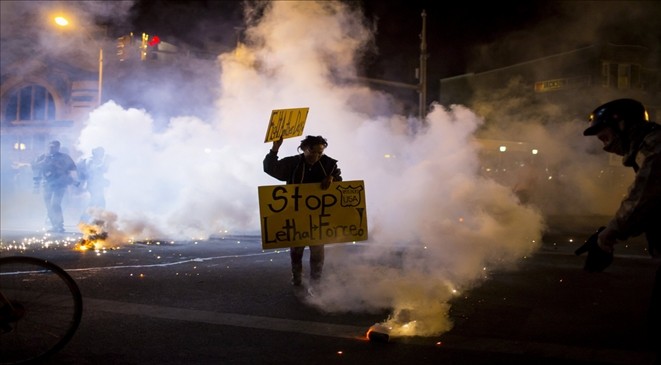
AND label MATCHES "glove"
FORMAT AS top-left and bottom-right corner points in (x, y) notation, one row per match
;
(575, 226), (613, 272)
